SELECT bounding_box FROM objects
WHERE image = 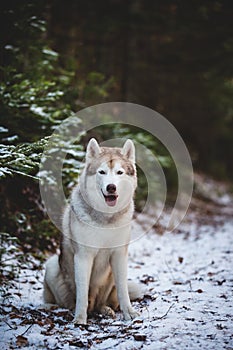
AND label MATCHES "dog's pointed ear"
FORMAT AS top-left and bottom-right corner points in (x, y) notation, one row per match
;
(121, 139), (135, 163)
(86, 138), (100, 160)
